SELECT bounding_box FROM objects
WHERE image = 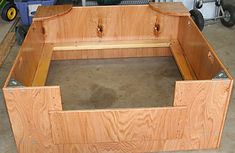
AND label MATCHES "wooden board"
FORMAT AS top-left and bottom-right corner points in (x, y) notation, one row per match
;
(149, 2), (190, 16)
(34, 5), (72, 21)
(5, 21), (45, 86)
(32, 43), (53, 86)
(3, 87), (62, 153)
(178, 17), (232, 79)
(50, 107), (187, 144)
(170, 40), (196, 80)
(52, 47), (172, 60)
(42, 5), (180, 43)
(53, 39), (170, 51)
(173, 80), (233, 149)
(52, 39), (172, 60)
(0, 32), (16, 67)
(2, 4), (234, 153)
